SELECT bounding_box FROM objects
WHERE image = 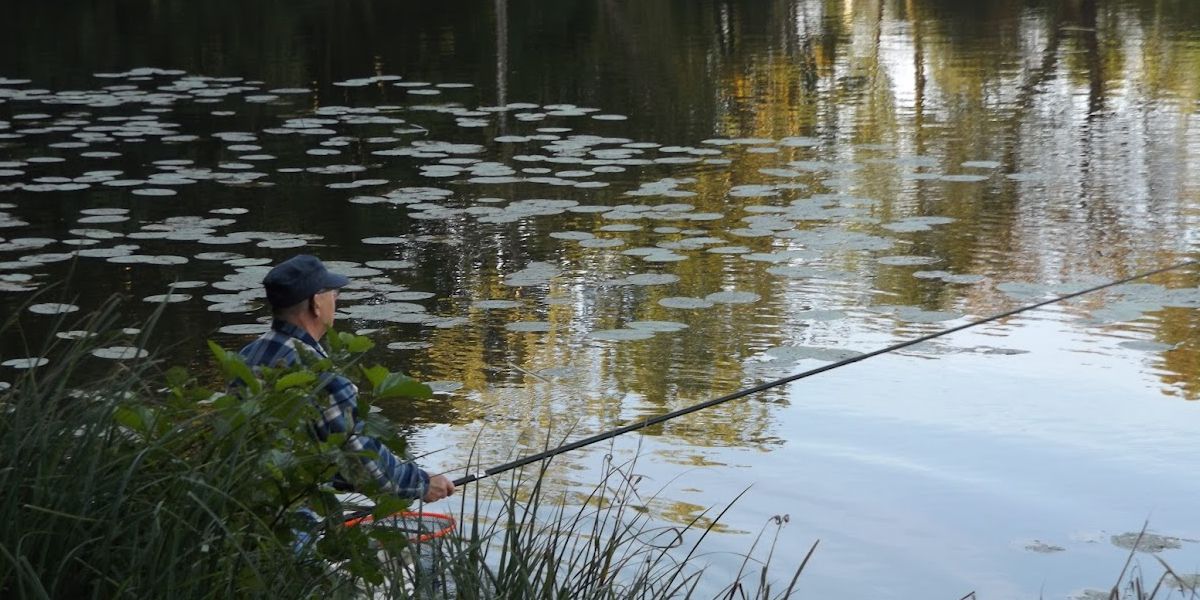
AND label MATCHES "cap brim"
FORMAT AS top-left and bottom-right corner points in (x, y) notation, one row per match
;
(321, 272), (351, 289)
